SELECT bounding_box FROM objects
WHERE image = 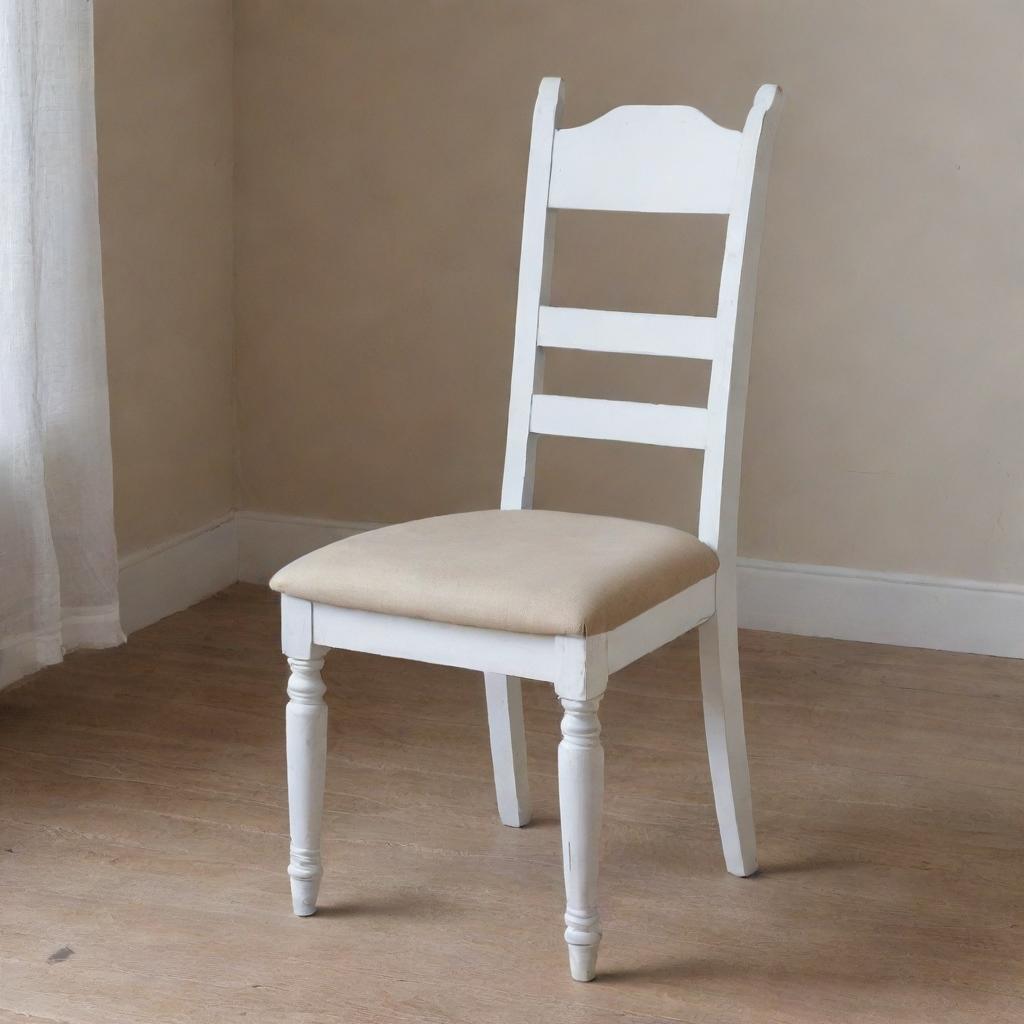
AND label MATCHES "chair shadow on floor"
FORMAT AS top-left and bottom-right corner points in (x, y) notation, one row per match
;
(595, 792), (1024, 1005)
(313, 890), (457, 920)
(754, 854), (853, 876)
